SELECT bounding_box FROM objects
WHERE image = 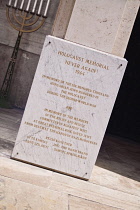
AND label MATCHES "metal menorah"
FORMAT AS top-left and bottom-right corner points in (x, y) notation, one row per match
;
(0, 0), (50, 108)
